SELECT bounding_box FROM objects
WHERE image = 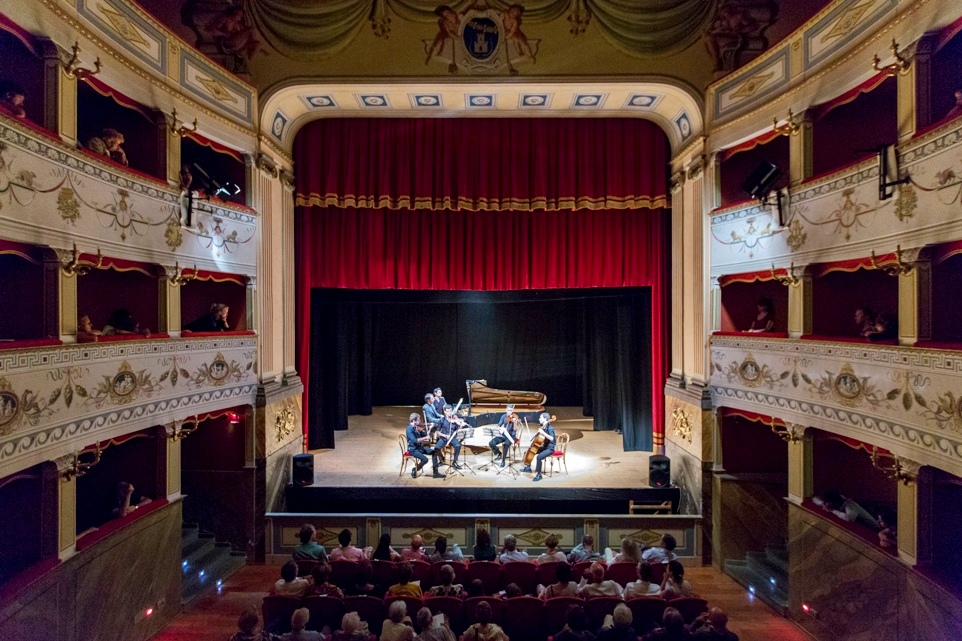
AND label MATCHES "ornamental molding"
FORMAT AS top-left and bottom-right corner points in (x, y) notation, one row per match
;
(670, 171), (686, 193)
(256, 153), (279, 179)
